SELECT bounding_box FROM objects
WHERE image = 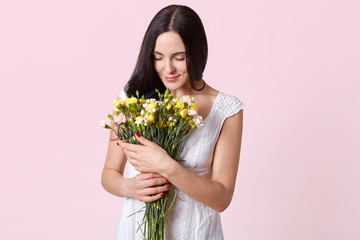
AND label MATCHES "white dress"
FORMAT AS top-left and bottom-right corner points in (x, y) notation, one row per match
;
(117, 90), (244, 240)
